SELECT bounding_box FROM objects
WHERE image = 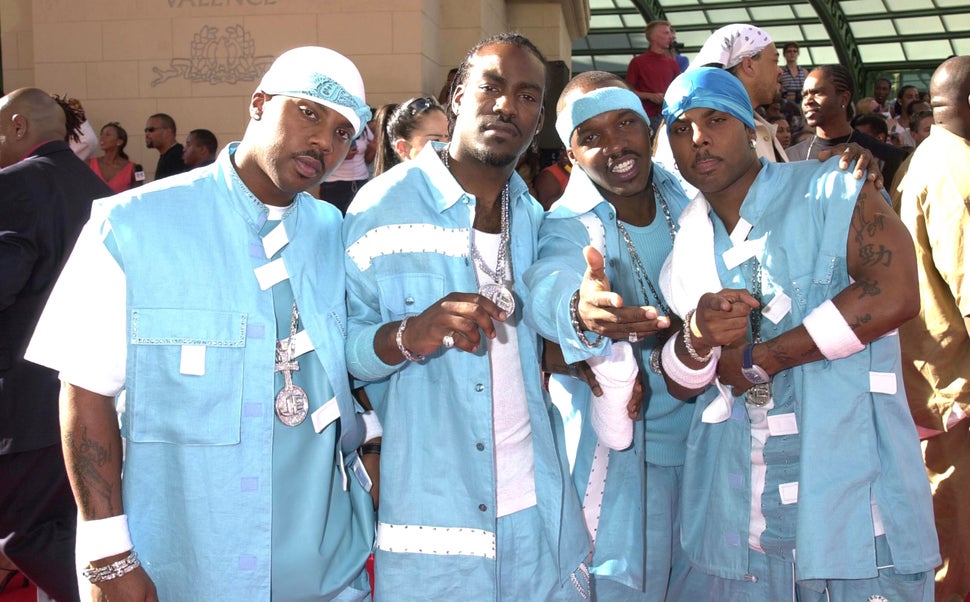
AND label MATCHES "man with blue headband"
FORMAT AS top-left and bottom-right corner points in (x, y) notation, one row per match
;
(524, 71), (699, 600)
(658, 67), (939, 600)
(27, 47), (377, 600)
